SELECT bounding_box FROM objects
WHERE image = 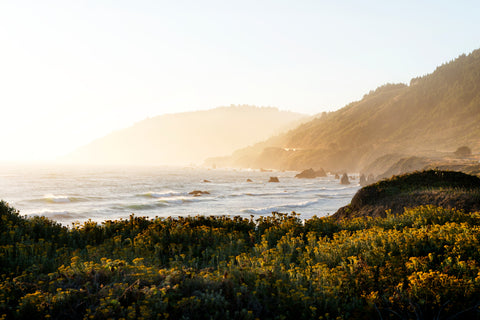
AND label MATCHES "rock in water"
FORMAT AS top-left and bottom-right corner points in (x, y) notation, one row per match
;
(340, 173), (350, 185)
(189, 190), (210, 197)
(295, 168), (328, 179)
(295, 168), (316, 179)
(246, 179), (253, 182)
(315, 168), (327, 177)
(269, 177), (280, 183)
(359, 174), (367, 186)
